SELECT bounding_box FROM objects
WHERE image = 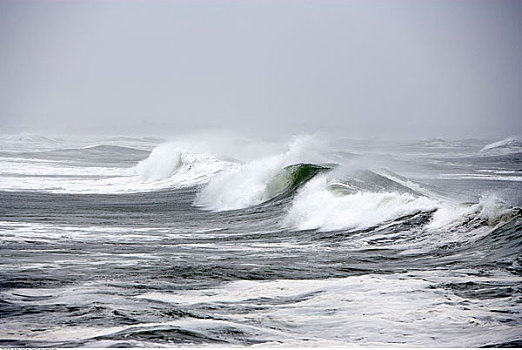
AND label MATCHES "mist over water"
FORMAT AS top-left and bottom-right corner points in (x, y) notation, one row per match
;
(1, 0), (522, 348)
